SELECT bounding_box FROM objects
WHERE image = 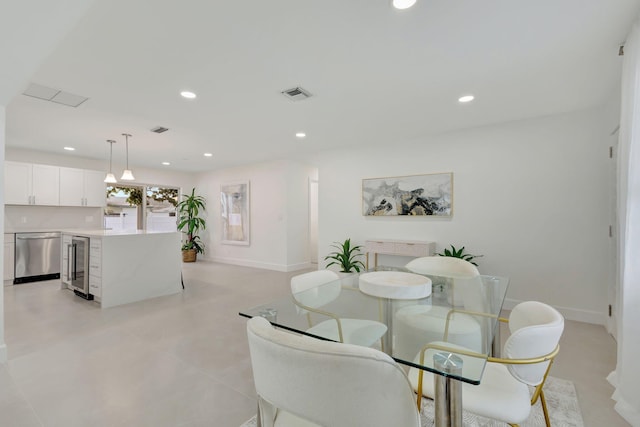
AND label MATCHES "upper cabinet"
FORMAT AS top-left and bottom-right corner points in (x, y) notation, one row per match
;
(59, 168), (106, 207)
(83, 170), (107, 207)
(4, 161), (60, 205)
(4, 162), (105, 207)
